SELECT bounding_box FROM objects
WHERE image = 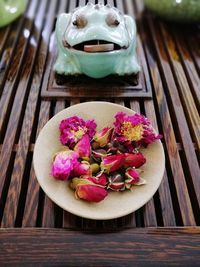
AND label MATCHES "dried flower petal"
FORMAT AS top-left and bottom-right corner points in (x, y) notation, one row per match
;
(73, 161), (91, 177)
(93, 127), (113, 147)
(100, 154), (125, 174)
(75, 184), (108, 202)
(51, 150), (79, 180)
(125, 168), (146, 188)
(124, 152), (146, 168)
(74, 134), (91, 159)
(107, 173), (125, 191)
(59, 116), (96, 148)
